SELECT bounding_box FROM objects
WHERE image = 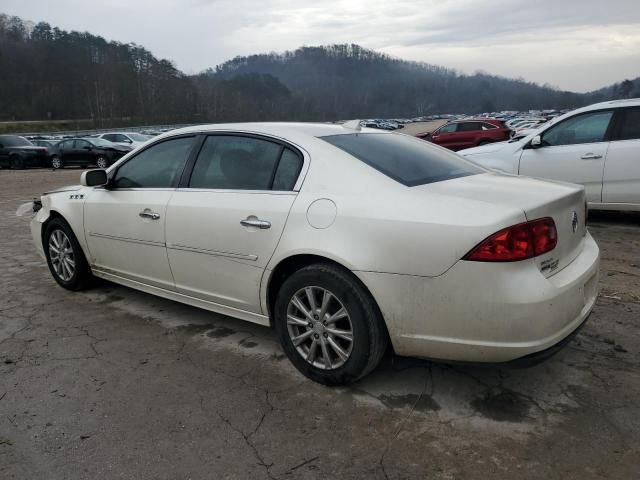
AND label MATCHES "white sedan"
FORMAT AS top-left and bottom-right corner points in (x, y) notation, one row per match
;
(460, 99), (640, 211)
(25, 122), (600, 385)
